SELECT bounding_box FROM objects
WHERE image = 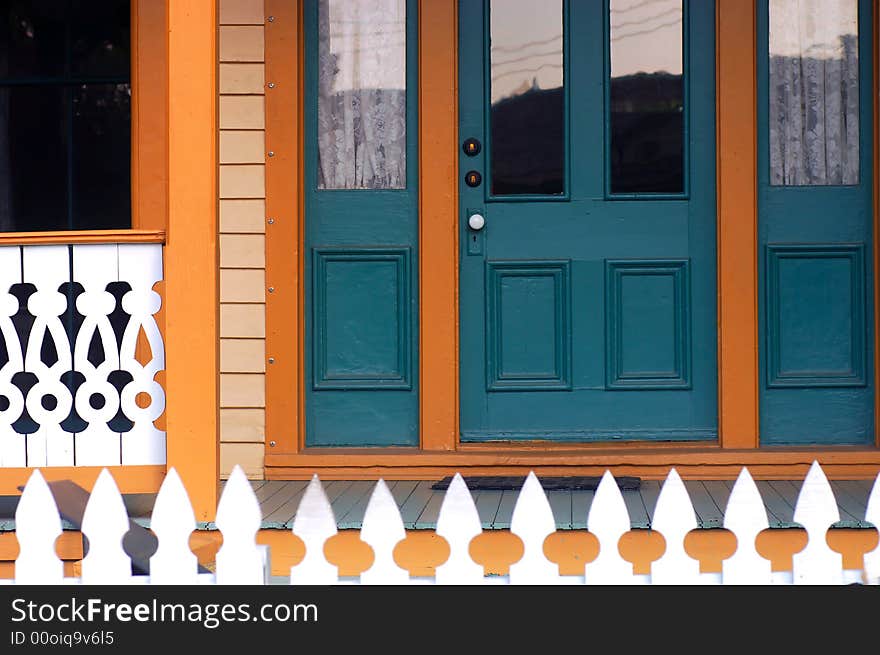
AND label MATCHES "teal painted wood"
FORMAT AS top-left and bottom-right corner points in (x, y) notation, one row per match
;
(571, 490), (594, 529)
(621, 489), (650, 529)
(547, 491), (573, 530)
(684, 480), (723, 528)
(260, 481), (309, 529)
(303, 0), (420, 446)
(458, 0), (717, 441)
(757, 0), (875, 444)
